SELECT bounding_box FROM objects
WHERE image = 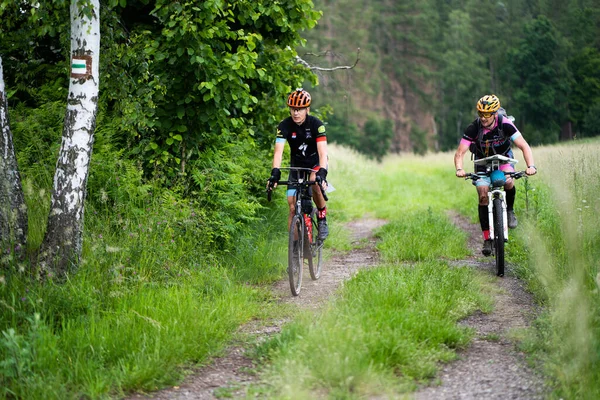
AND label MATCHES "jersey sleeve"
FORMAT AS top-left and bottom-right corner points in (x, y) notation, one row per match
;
(315, 118), (327, 142)
(276, 121), (287, 144)
(502, 119), (522, 141)
(462, 121), (478, 142)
